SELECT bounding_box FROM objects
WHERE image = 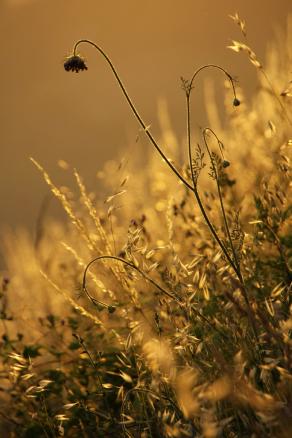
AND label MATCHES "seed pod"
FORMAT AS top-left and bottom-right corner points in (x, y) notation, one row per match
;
(233, 98), (240, 107)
